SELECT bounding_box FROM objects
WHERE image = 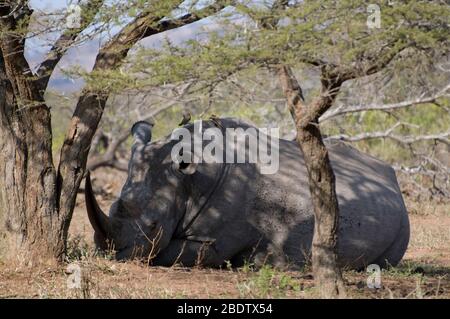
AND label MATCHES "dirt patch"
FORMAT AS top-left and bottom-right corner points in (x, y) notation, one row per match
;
(0, 259), (448, 299)
(403, 198), (450, 267)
